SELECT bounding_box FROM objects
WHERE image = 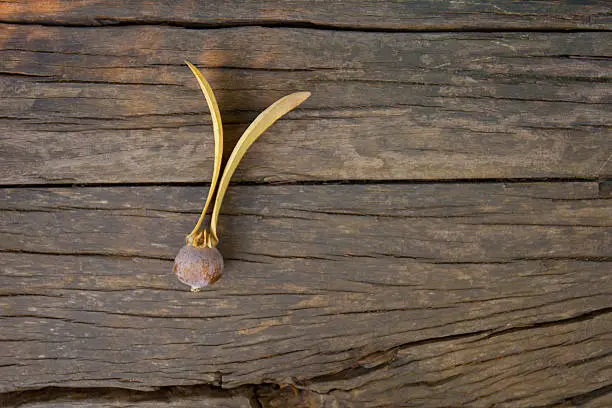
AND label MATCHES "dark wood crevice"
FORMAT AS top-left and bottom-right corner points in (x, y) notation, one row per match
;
(1, 18), (611, 33)
(0, 178), (610, 190)
(0, 384), (261, 408)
